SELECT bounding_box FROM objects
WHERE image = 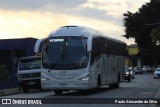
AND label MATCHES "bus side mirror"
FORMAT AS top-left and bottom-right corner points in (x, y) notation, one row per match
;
(87, 37), (92, 52)
(34, 39), (44, 53)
